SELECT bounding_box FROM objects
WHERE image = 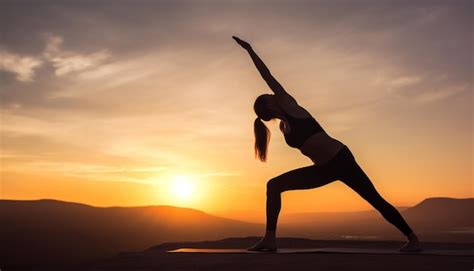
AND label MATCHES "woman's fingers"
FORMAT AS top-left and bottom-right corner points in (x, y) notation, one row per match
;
(232, 36), (244, 45)
(232, 36), (251, 49)
(232, 35), (243, 41)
